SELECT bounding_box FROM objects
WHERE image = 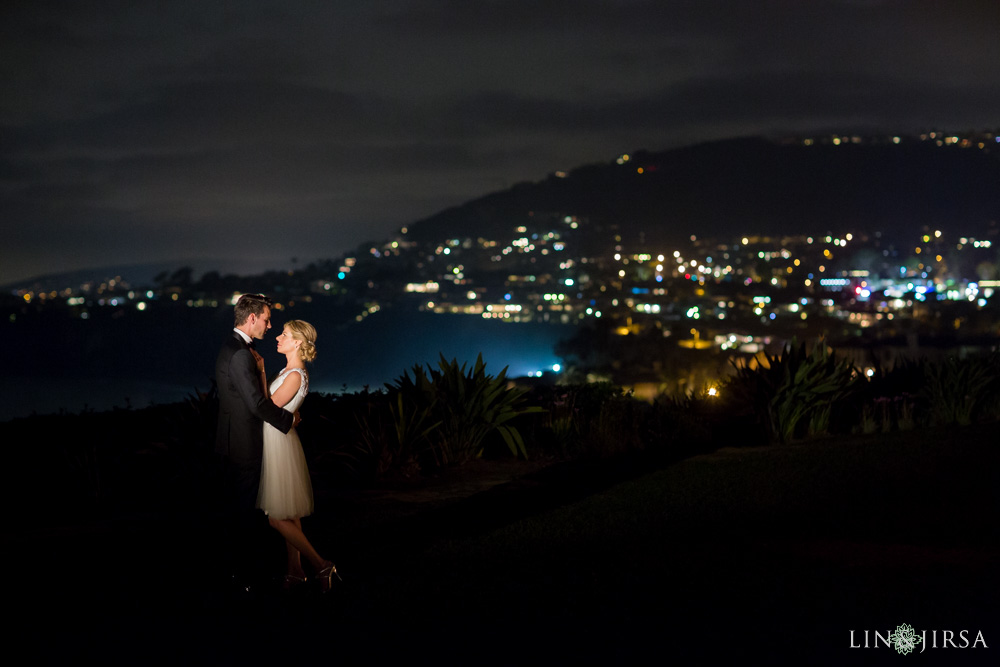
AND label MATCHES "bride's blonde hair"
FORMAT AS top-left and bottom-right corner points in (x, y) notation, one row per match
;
(285, 320), (317, 362)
